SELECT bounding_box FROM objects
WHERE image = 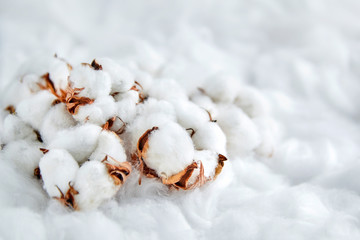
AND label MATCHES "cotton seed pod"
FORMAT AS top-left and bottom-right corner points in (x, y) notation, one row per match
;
(73, 160), (131, 210)
(69, 64), (112, 99)
(201, 73), (240, 103)
(48, 124), (102, 163)
(94, 58), (135, 94)
(191, 121), (227, 155)
(39, 149), (79, 198)
(16, 91), (56, 130)
(173, 100), (209, 130)
(1, 114), (38, 144)
(190, 92), (219, 120)
(89, 130), (127, 163)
